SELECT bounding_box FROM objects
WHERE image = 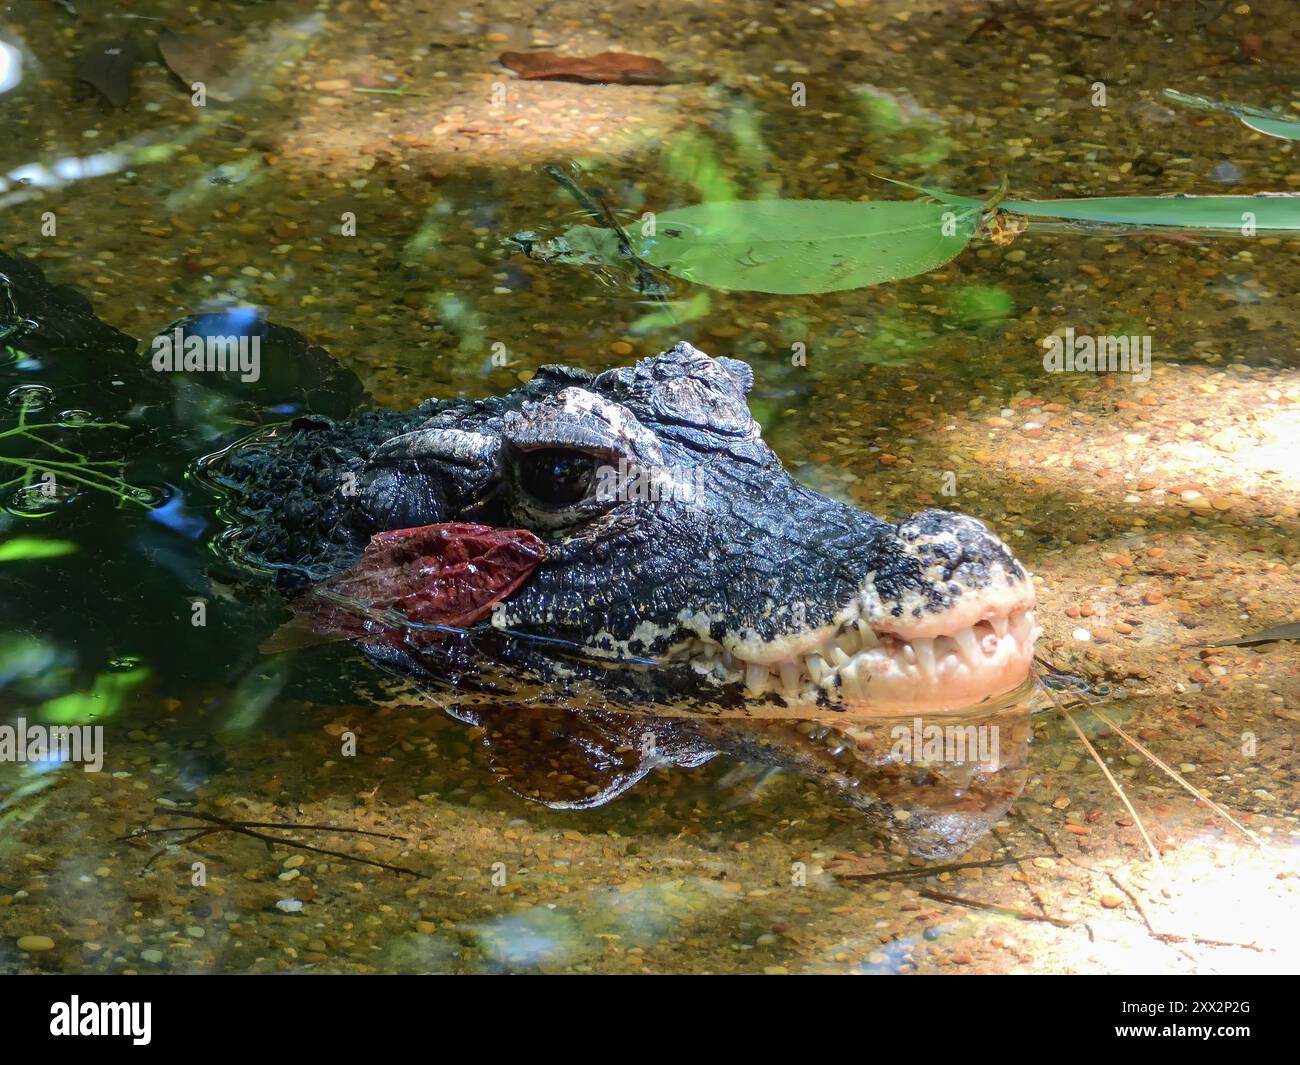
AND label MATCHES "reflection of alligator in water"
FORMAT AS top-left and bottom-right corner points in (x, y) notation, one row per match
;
(1, 248), (1039, 858)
